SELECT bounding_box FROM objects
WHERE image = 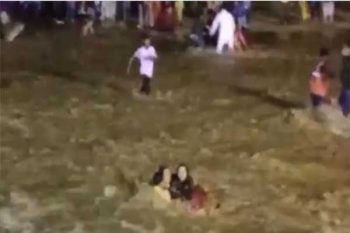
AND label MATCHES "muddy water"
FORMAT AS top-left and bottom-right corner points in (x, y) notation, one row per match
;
(1, 28), (350, 233)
